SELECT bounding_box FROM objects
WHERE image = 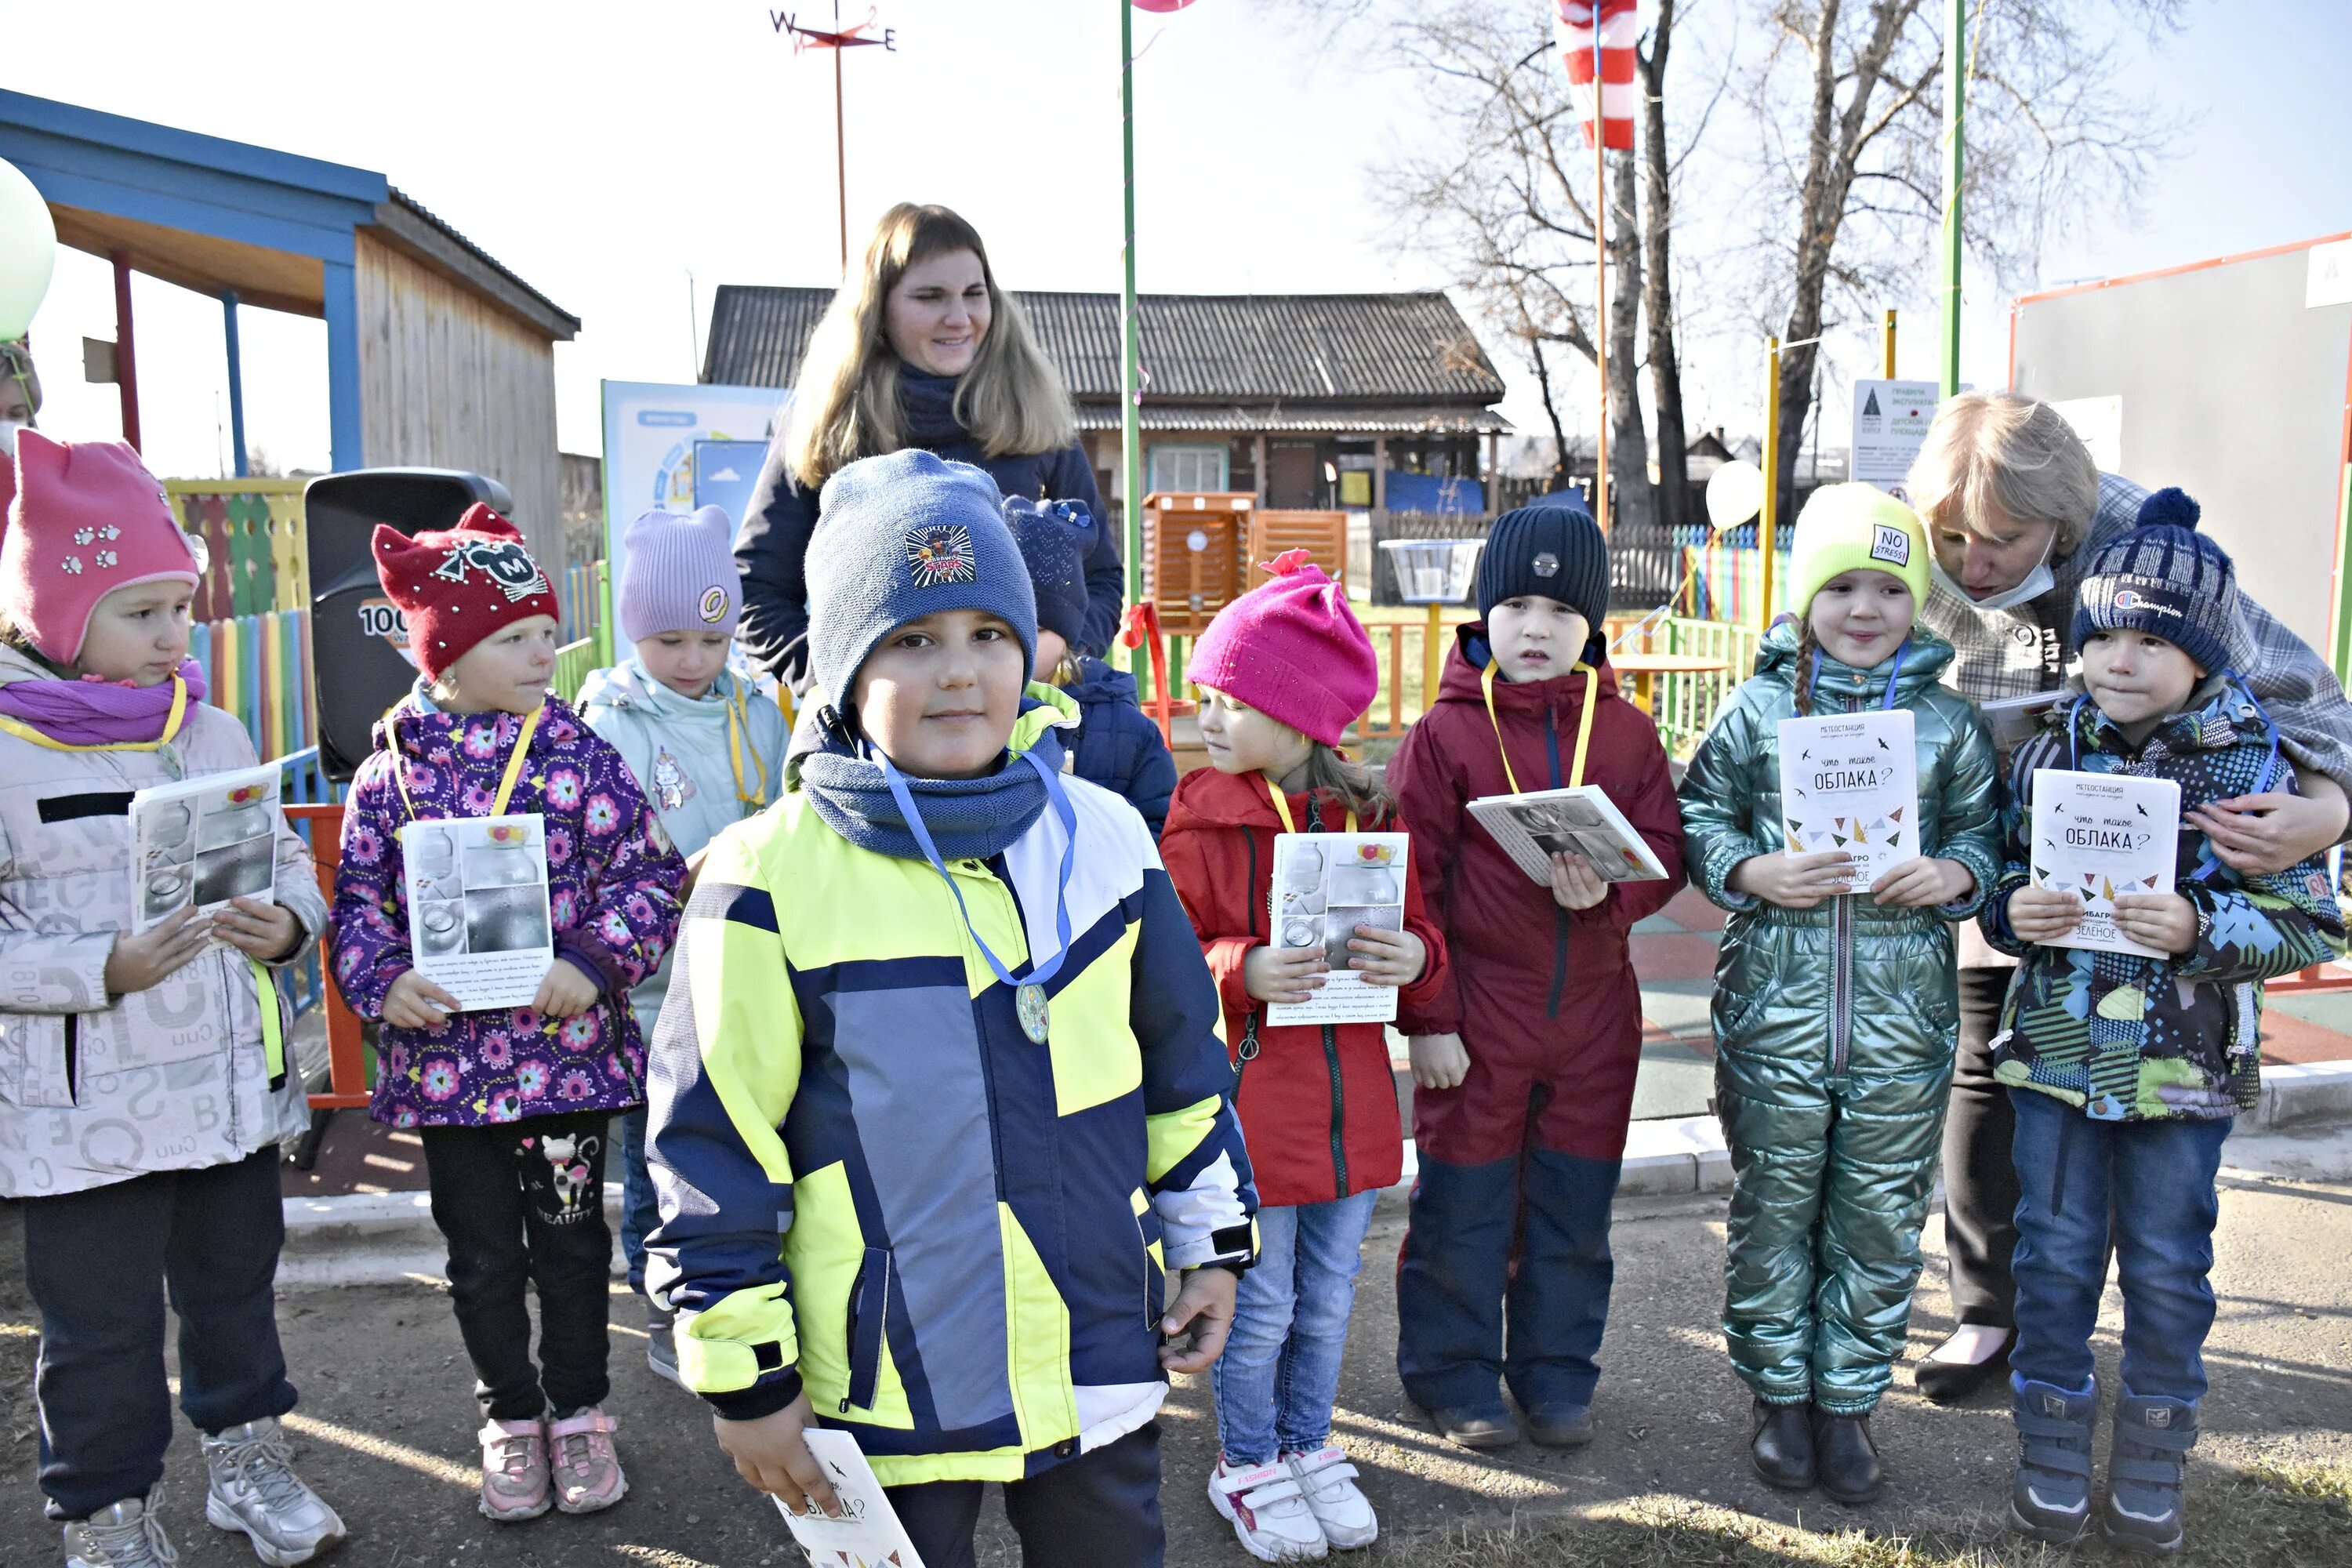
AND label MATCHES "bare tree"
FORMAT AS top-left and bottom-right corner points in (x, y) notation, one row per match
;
(1737, 0), (2185, 516)
(1638, 0), (1693, 532)
(1341, 4), (1657, 528)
